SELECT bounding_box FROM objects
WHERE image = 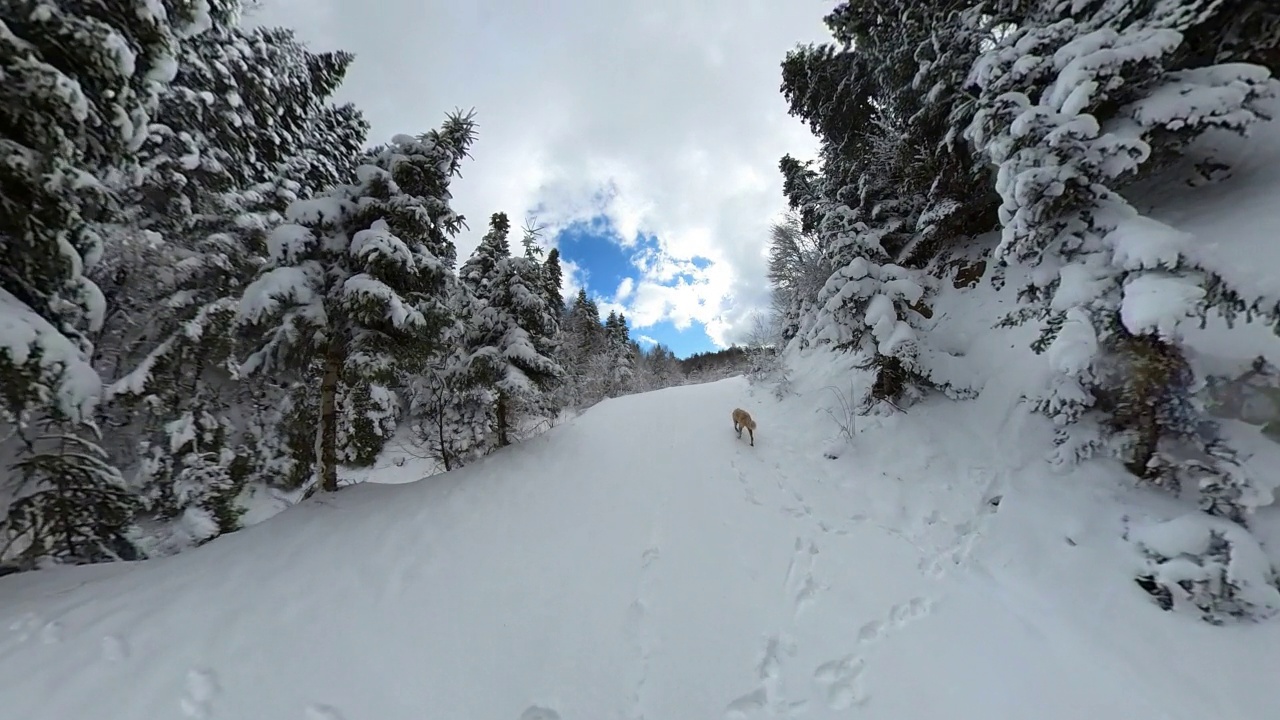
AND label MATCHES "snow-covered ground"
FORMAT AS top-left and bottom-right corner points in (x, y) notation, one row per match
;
(2, 345), (1278, 719)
